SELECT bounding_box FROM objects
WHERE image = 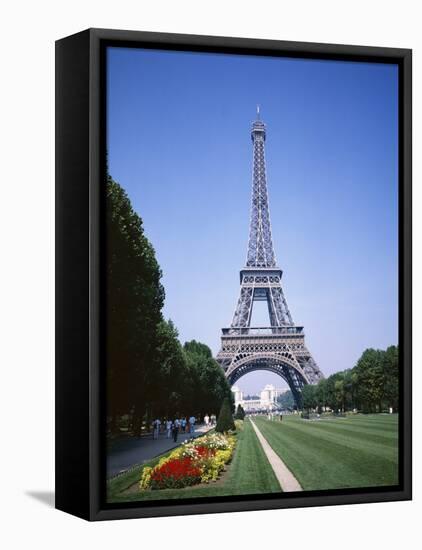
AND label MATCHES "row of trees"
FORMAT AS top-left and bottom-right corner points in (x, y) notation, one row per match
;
(106, 176), (233, 434)
(277, 390), (295, 410)
(301, 346), (399, 413)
